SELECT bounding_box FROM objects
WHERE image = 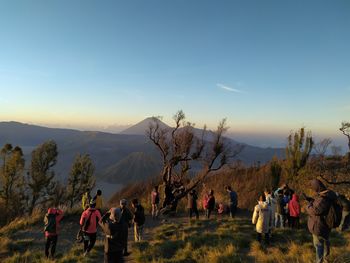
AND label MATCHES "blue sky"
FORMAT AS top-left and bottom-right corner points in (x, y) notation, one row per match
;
(0, 1), (349, 147)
